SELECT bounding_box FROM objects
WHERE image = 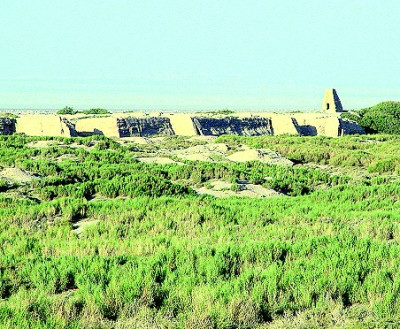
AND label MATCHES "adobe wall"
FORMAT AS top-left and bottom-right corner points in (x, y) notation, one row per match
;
(290, 113), (341, 137)
(192, 116), (273, 136)
(75, 116), (176, 137)
(168, 114), (198, 135)
(11, 112), (364, 138)
(75, 117), (119, 137)
(257, 113), (300, 135)
(117, 117), (175, 137)
(16, 115), (77, 137)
